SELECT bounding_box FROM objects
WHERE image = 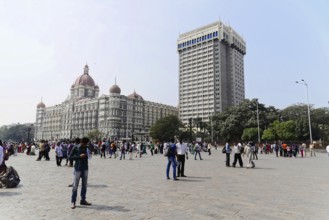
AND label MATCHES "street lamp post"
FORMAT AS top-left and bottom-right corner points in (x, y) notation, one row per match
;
(209, 114), (214, 143)
(296, 79), (313, 143)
